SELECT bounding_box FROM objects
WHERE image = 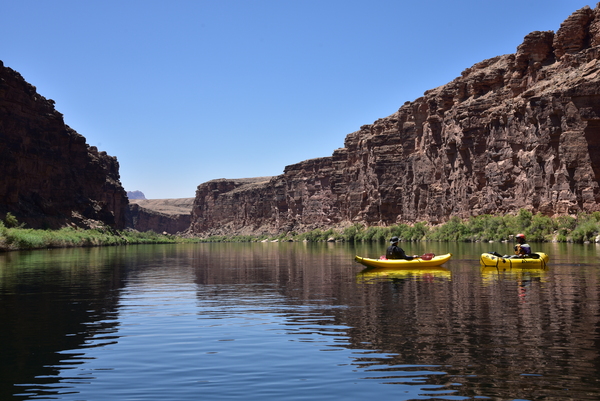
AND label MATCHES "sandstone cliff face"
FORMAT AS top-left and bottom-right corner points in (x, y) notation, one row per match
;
(0, 61), (128, 229)
(191, 5), (600, 236)
(128, 198), (193, 234)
